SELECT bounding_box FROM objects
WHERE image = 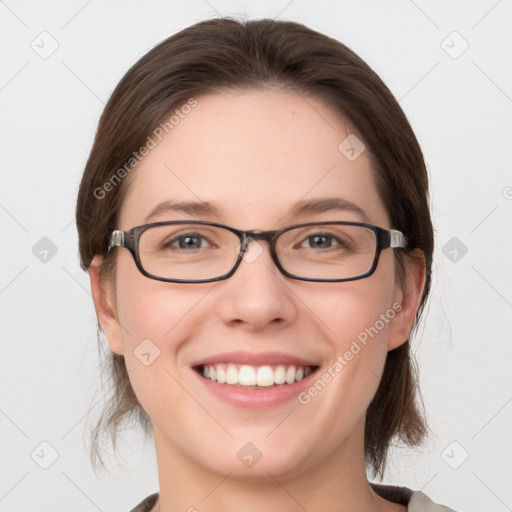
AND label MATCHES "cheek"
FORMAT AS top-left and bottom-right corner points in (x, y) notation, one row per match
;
(113, 268), (216, 401)
(321, 289), (393, 392)
(301, 264), (398, 408)
(296, 293), (394, 445)
(114, 255), (212, 348)
(114, 286), (192, 430)
(315, 260), (397, 355)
